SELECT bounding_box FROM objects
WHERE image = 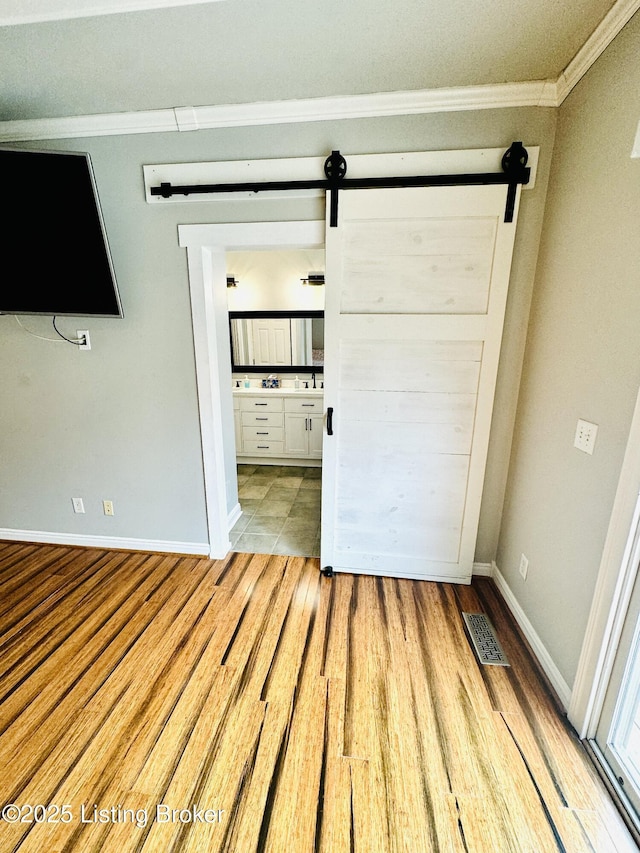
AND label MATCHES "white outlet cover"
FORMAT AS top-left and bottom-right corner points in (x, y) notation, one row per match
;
(574, 419), (598, 455)
(519, 553), (529, 580)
